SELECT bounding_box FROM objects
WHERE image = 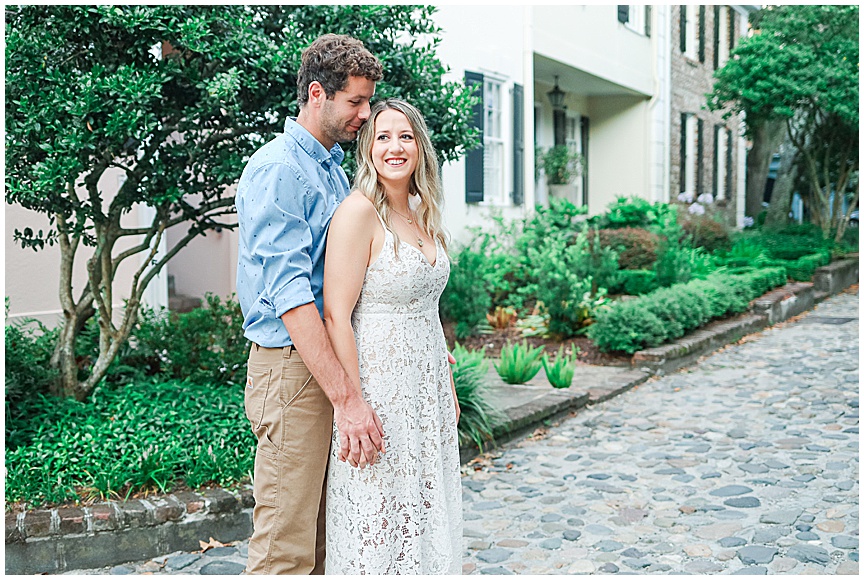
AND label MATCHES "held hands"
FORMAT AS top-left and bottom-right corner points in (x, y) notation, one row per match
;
(333, 394), (385, 469)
